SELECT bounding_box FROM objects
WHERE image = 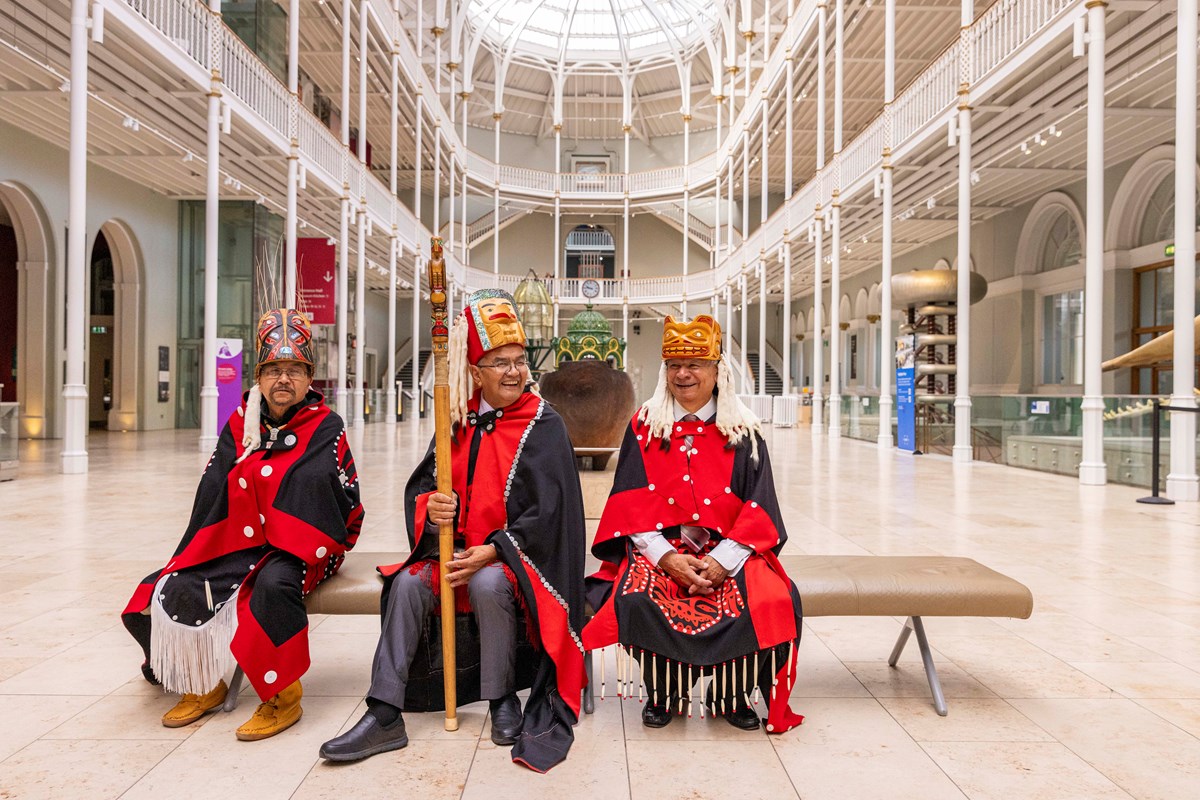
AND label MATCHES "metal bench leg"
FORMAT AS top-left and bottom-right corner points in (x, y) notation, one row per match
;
(889, 616), (948, 716)
(583, 650), (595, 714)
(223, 666), (245, 713)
